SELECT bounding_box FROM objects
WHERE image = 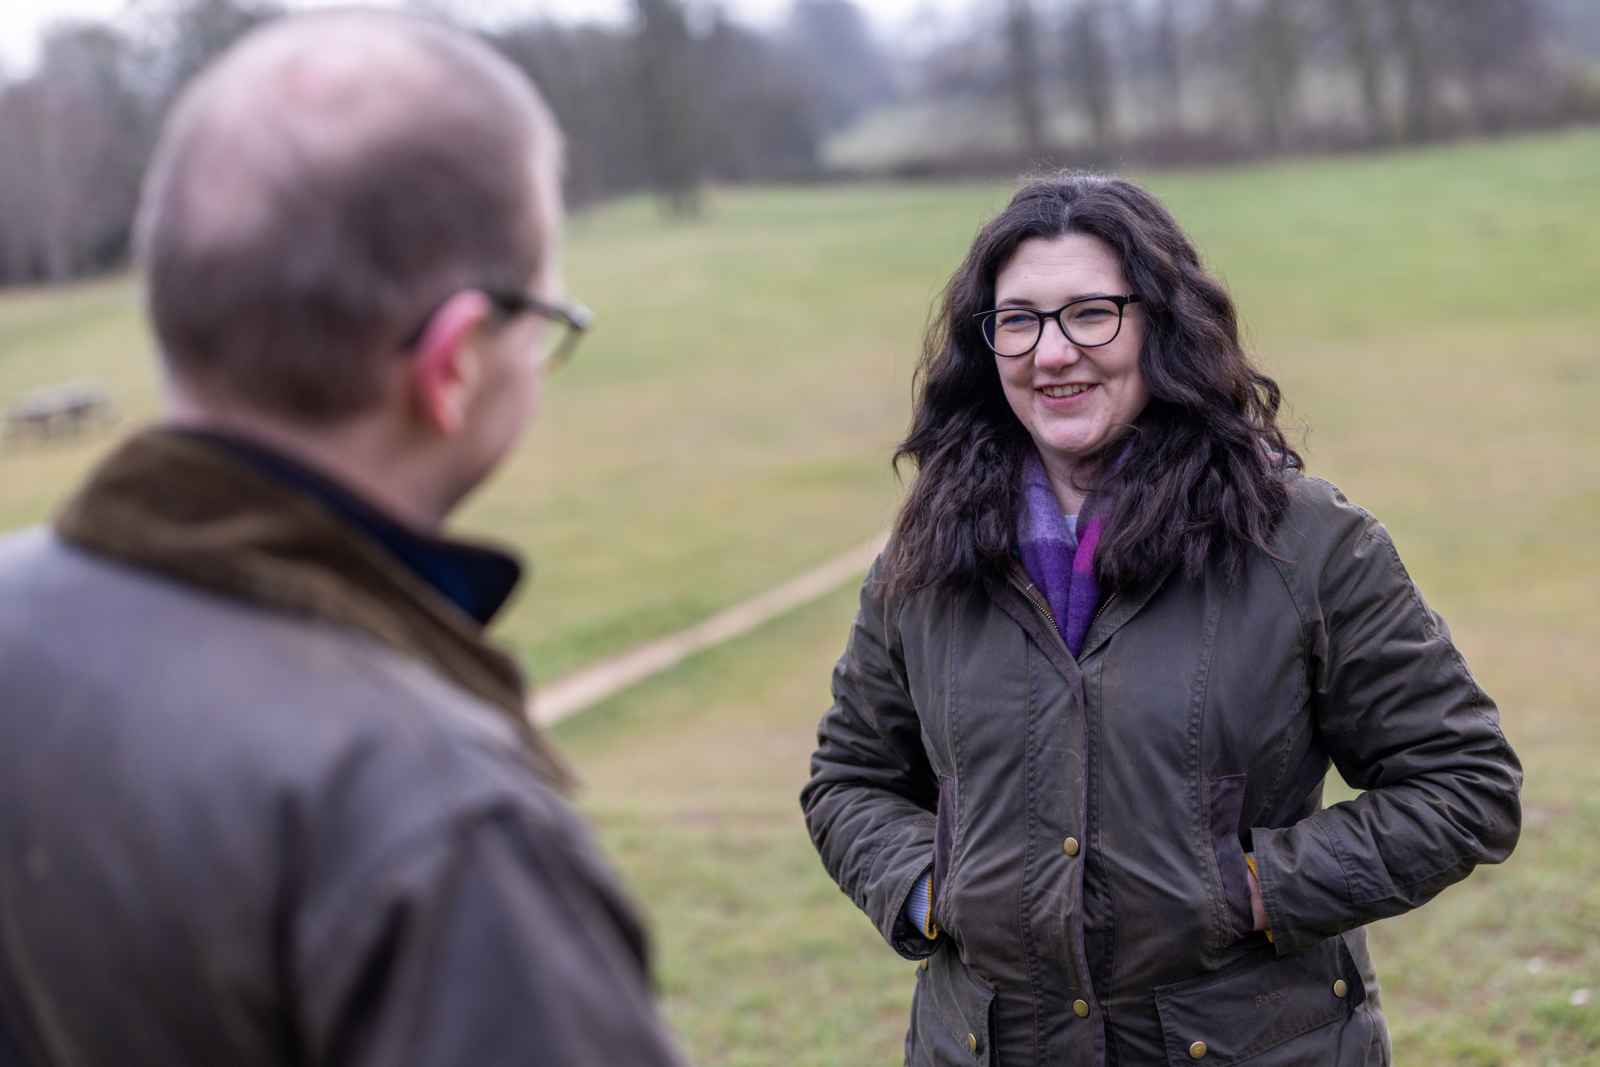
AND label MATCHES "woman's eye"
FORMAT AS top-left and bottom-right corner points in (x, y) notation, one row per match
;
(996, 312), (1037, 331)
